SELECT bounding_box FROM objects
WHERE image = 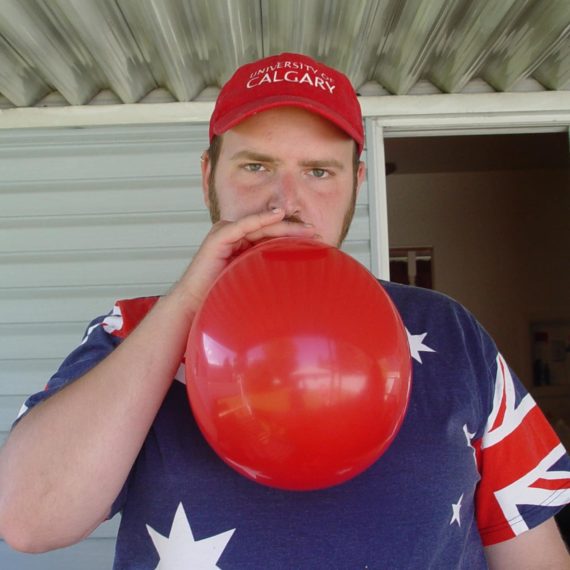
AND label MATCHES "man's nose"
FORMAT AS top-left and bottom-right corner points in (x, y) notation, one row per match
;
(268, 171), (302, 216)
